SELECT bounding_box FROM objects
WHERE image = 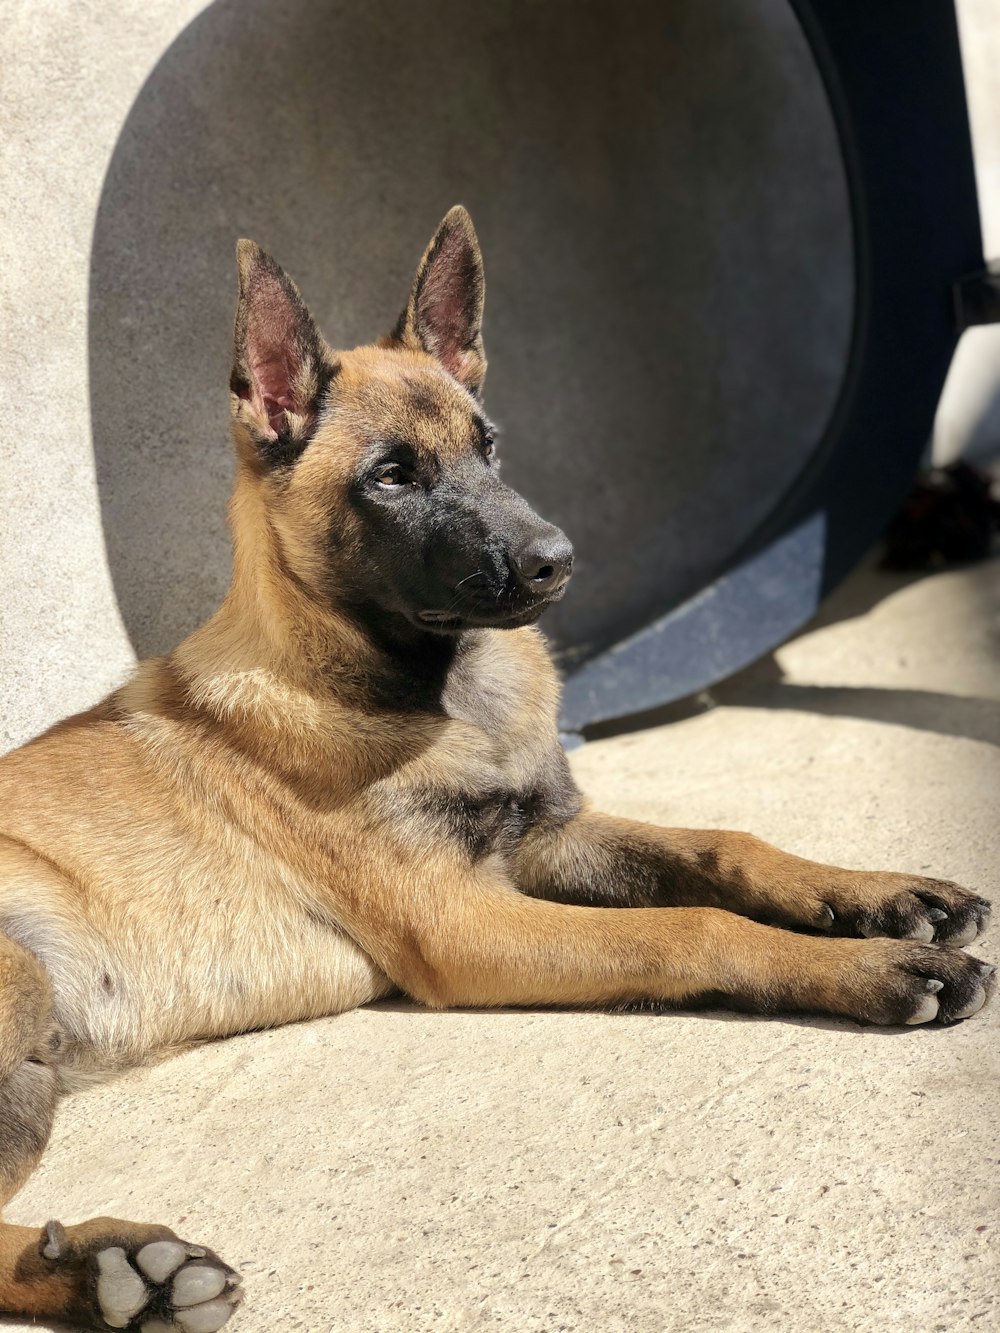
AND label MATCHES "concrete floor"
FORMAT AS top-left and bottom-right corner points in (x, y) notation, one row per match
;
(5, 554), (999, 1332)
